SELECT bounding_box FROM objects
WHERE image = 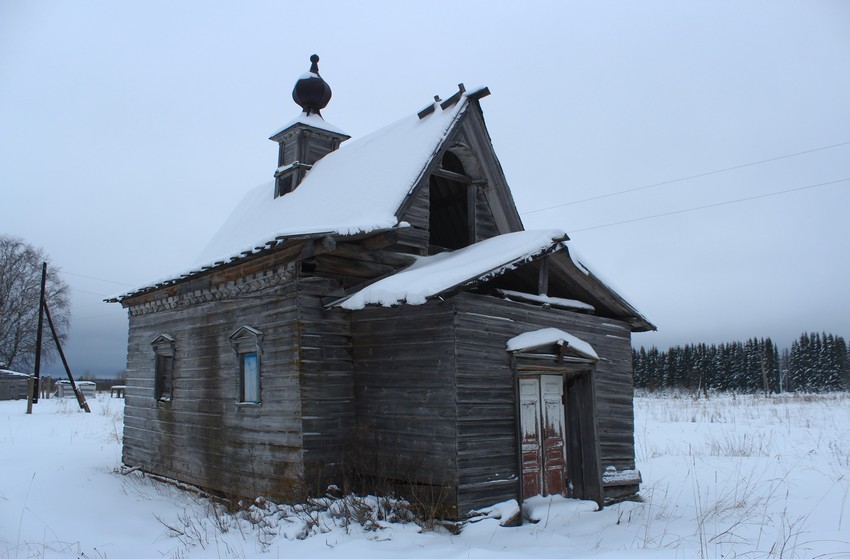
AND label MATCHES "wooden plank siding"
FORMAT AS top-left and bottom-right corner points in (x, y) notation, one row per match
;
(296, 276), (356, 494)
(122, 280), (307, 502)
(0, 375), (30, 400)
(350, 301), (460, 515)
(451, 292), (637, 512)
